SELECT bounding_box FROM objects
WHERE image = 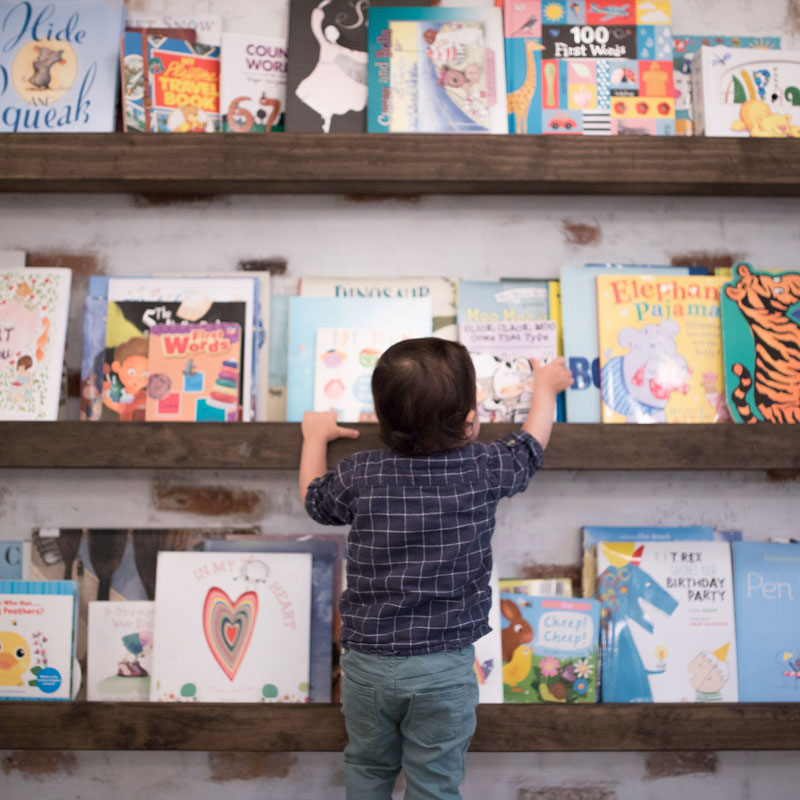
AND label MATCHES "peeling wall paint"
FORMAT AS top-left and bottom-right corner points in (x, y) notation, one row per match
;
(645, 752), (719, 779)
(2, 751), (78, 778)
(207, 752), (298, 782)
(561, 220), (603, 247)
